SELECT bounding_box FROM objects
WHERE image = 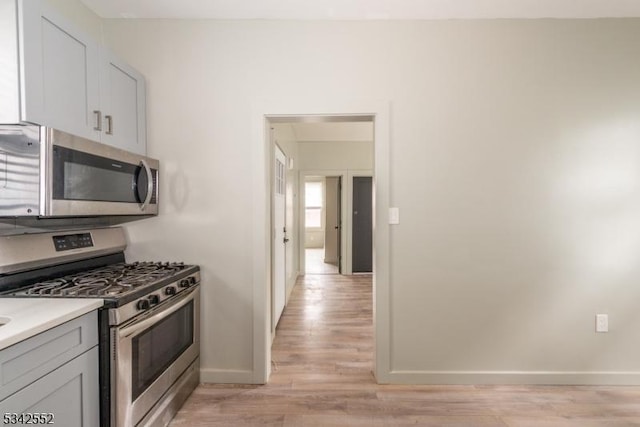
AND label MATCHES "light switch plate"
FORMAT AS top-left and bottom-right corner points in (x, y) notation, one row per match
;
(596, 314), (608, 333)
(389, 207), (400, 225)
